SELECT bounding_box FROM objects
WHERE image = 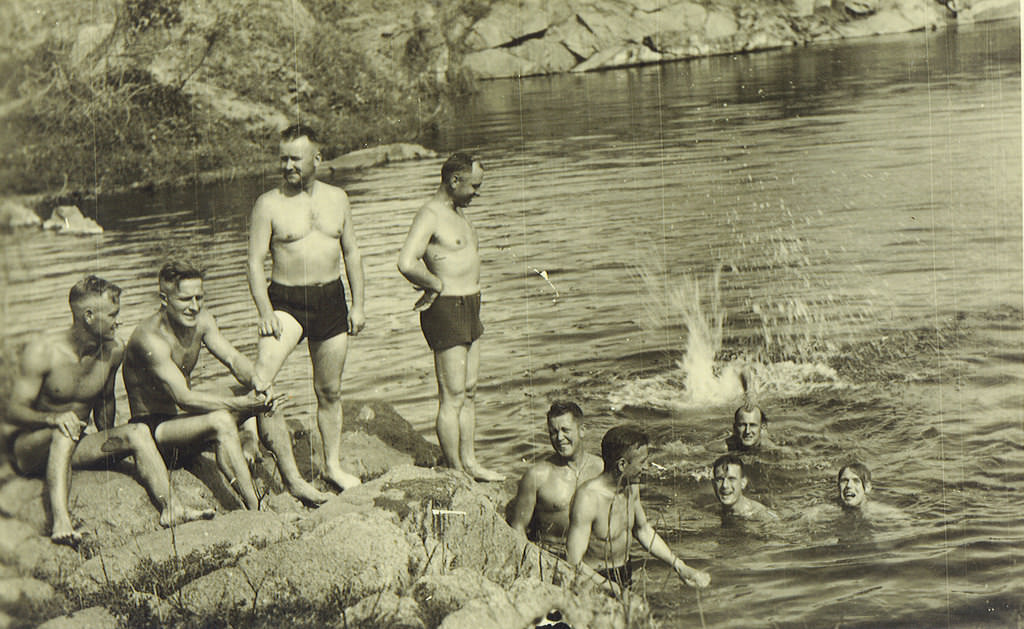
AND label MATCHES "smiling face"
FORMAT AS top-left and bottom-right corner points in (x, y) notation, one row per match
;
(733, 408), (764, 449)
(279, 135), (320, 190)
(838, 467), (871, 508)
(162, 278), (204, 328)
(713, 462), (747, 507)
(547, 412), (583, 459)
